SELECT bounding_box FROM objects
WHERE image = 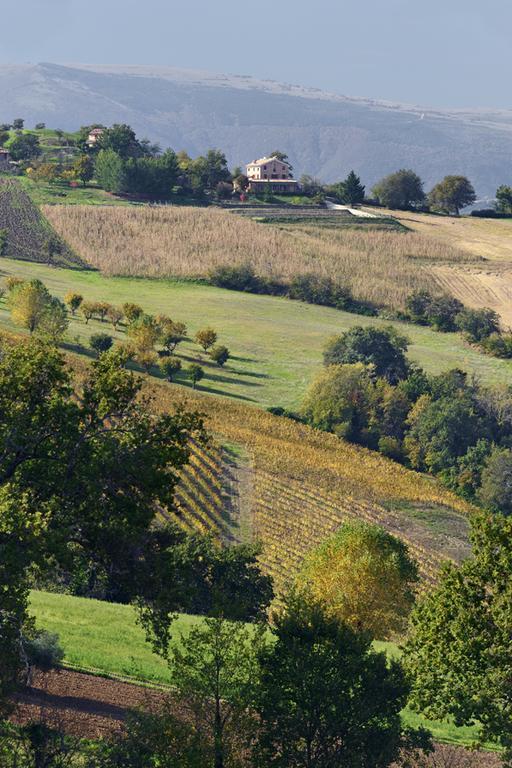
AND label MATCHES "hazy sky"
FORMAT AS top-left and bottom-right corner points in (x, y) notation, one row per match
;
(2, 0), (511, 109)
